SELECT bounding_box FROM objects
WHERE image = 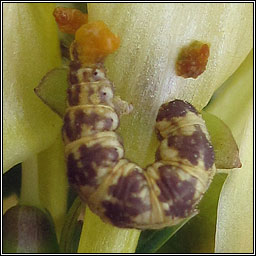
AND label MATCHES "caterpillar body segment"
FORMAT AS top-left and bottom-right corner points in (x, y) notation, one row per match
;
(57, 12), (216, 229)
(62, 105), (119, 144)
